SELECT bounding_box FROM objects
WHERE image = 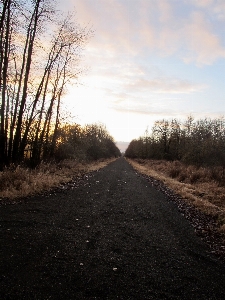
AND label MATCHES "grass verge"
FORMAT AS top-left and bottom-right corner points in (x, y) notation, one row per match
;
(127, 158), (225, 233)
(0, 158), (117, 200)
